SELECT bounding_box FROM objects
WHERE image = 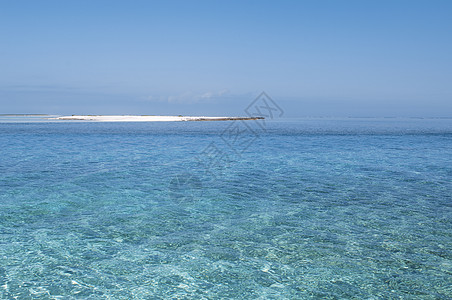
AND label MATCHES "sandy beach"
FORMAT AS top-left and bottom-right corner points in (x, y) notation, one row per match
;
(52, 115), (263, 122)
